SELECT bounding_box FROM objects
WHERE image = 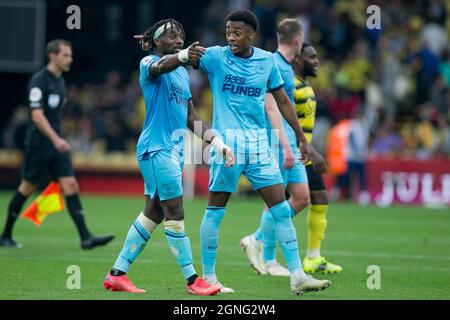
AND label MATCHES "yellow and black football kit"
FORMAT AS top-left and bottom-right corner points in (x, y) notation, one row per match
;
(294, 76), (325, 191)
(294, 75), (342, 273)
(294, 76), (316, 145)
